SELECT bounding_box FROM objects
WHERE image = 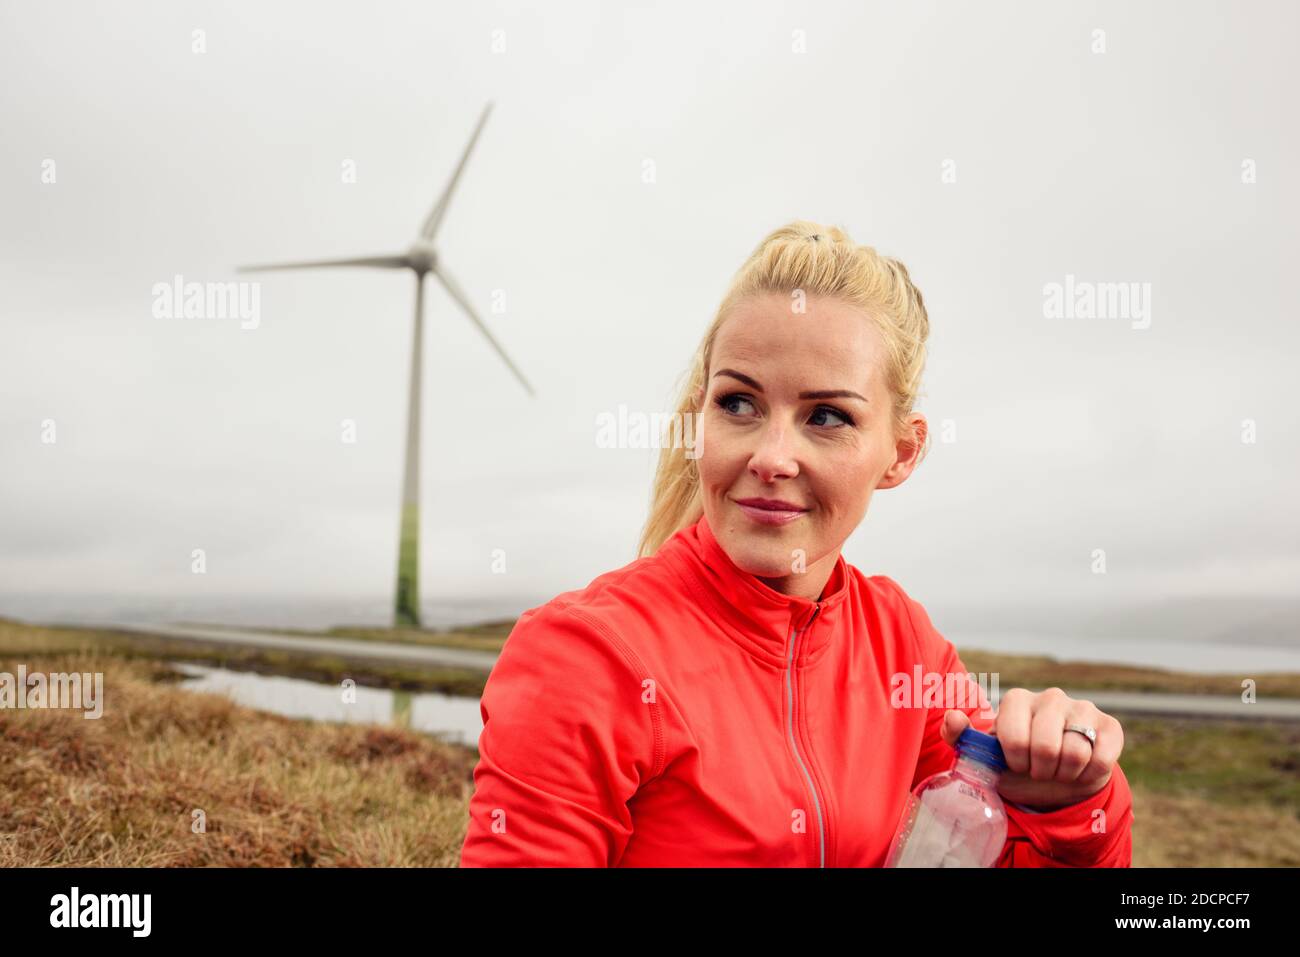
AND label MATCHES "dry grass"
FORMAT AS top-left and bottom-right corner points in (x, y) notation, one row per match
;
(3, 619), (1298, 867)
(1131, 786), (1300, 867)
(0, 642), (476, 867)
(1115, 713), (1300, 867)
